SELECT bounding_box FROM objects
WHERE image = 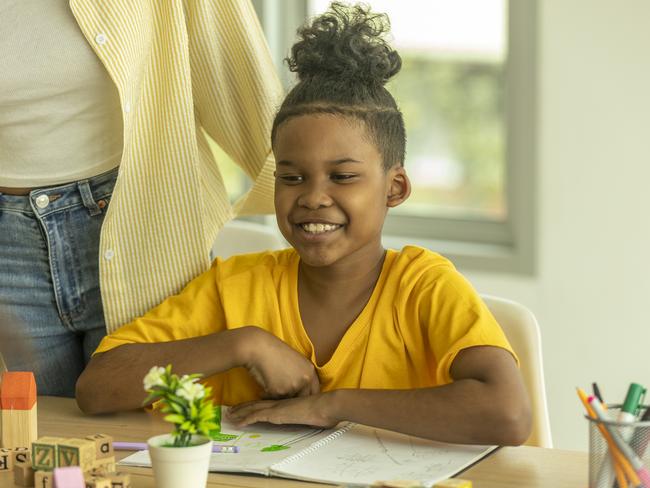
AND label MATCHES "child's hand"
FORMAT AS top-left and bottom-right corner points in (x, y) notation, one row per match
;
(240, 327), (320, 399)
(226, 394), (338, 429)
